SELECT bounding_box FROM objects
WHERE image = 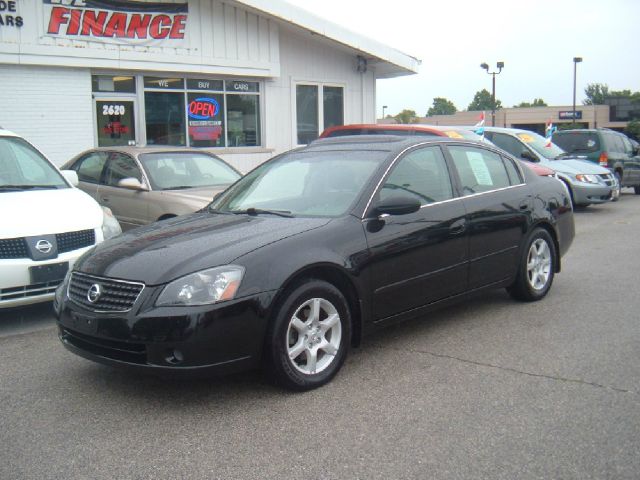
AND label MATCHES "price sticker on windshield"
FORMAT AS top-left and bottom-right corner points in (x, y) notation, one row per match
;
(517, 133), (535, 143)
